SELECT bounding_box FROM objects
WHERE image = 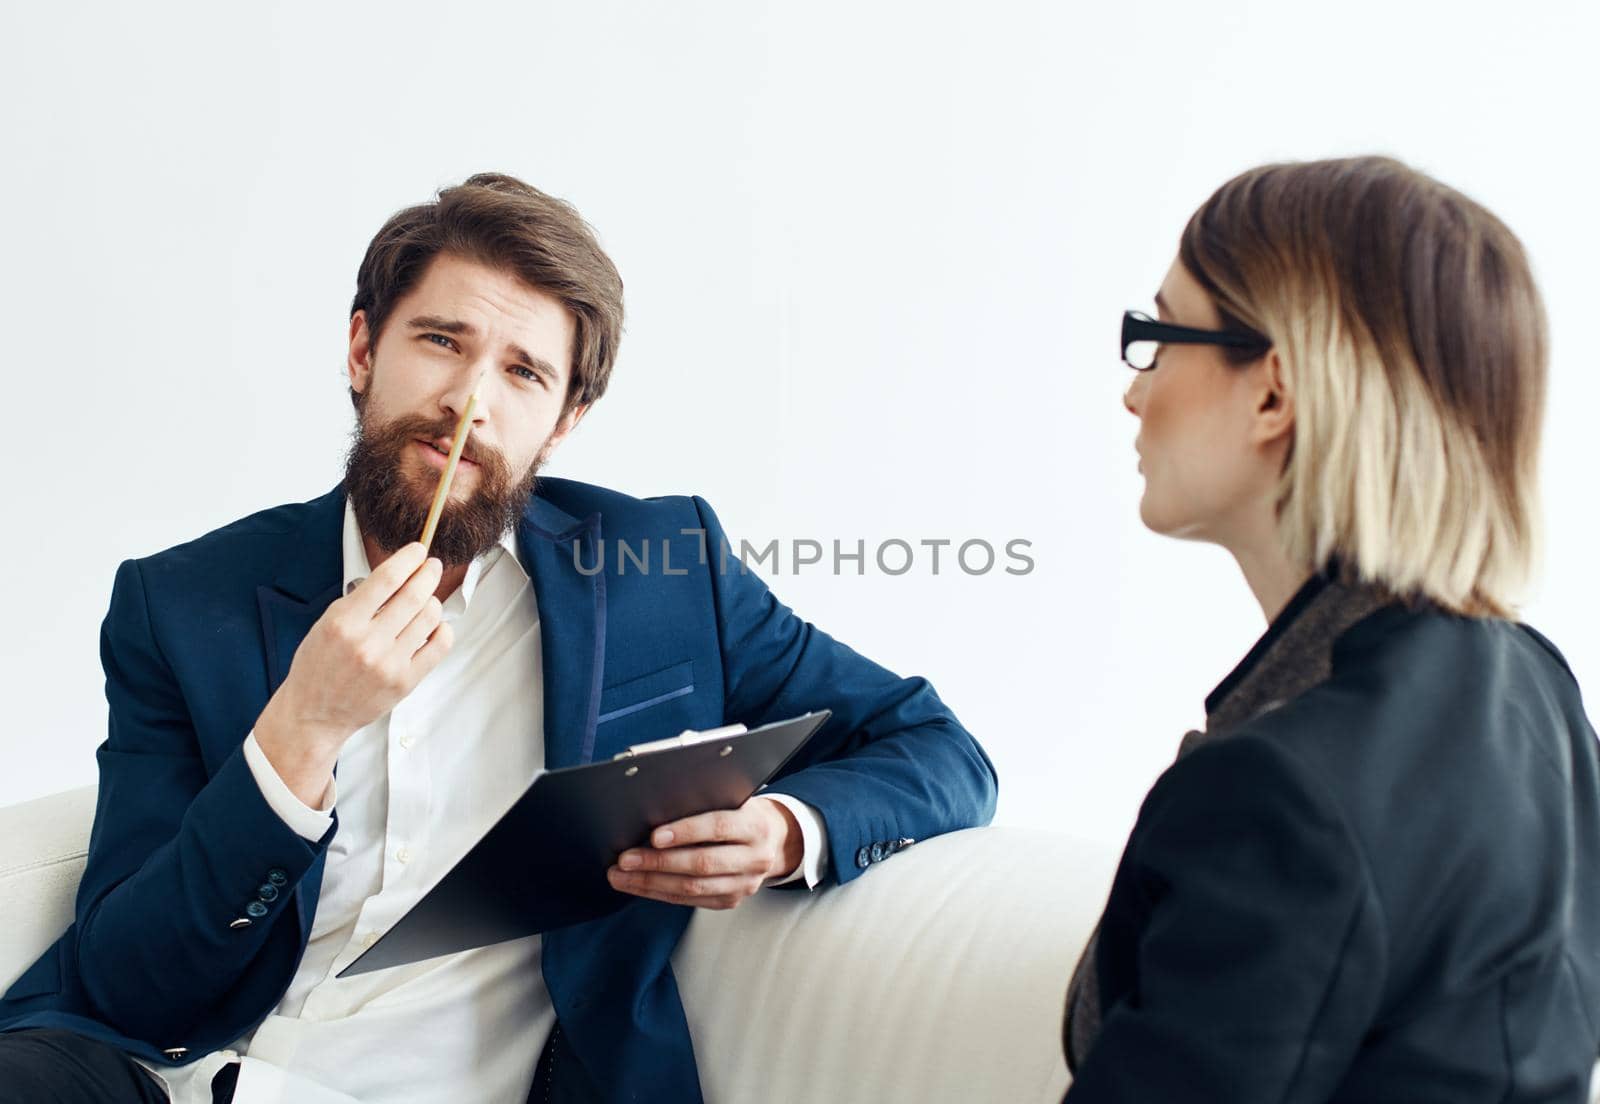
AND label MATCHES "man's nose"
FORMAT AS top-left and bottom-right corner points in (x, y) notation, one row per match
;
(441, 364), (492, 426)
